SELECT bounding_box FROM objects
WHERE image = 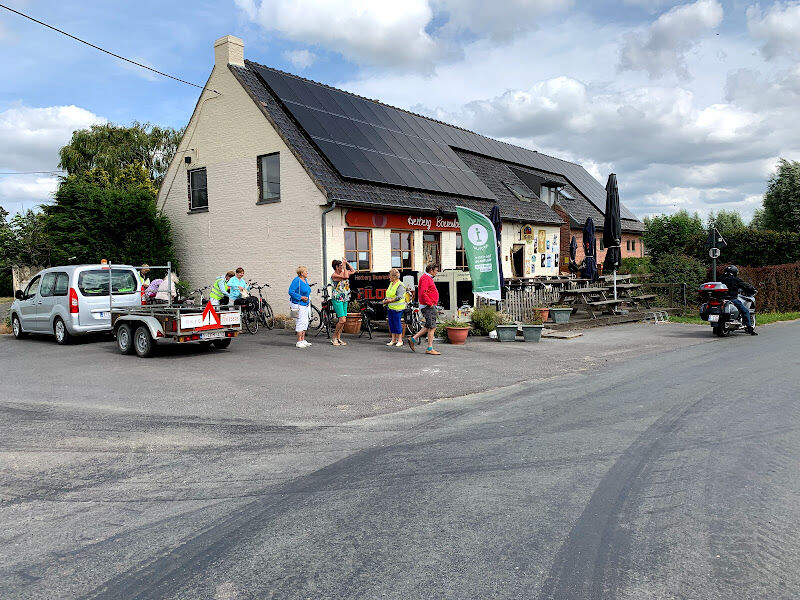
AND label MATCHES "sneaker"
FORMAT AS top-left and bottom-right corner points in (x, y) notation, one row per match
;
(302, 340), (312, 347)
(386, 341), (395, 346)
(408, 337), (416, 352)
(395, 340), (403, 347)
(747, 328), (758, 336)
(295, 341), (306, 348)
